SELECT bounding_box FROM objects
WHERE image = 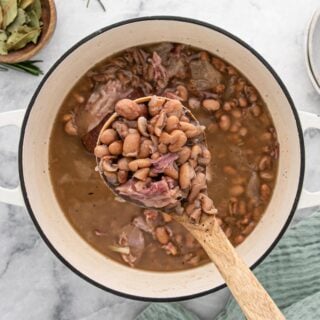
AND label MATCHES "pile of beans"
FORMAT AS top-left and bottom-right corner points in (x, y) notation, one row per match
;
(94, 96), (217, 223)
